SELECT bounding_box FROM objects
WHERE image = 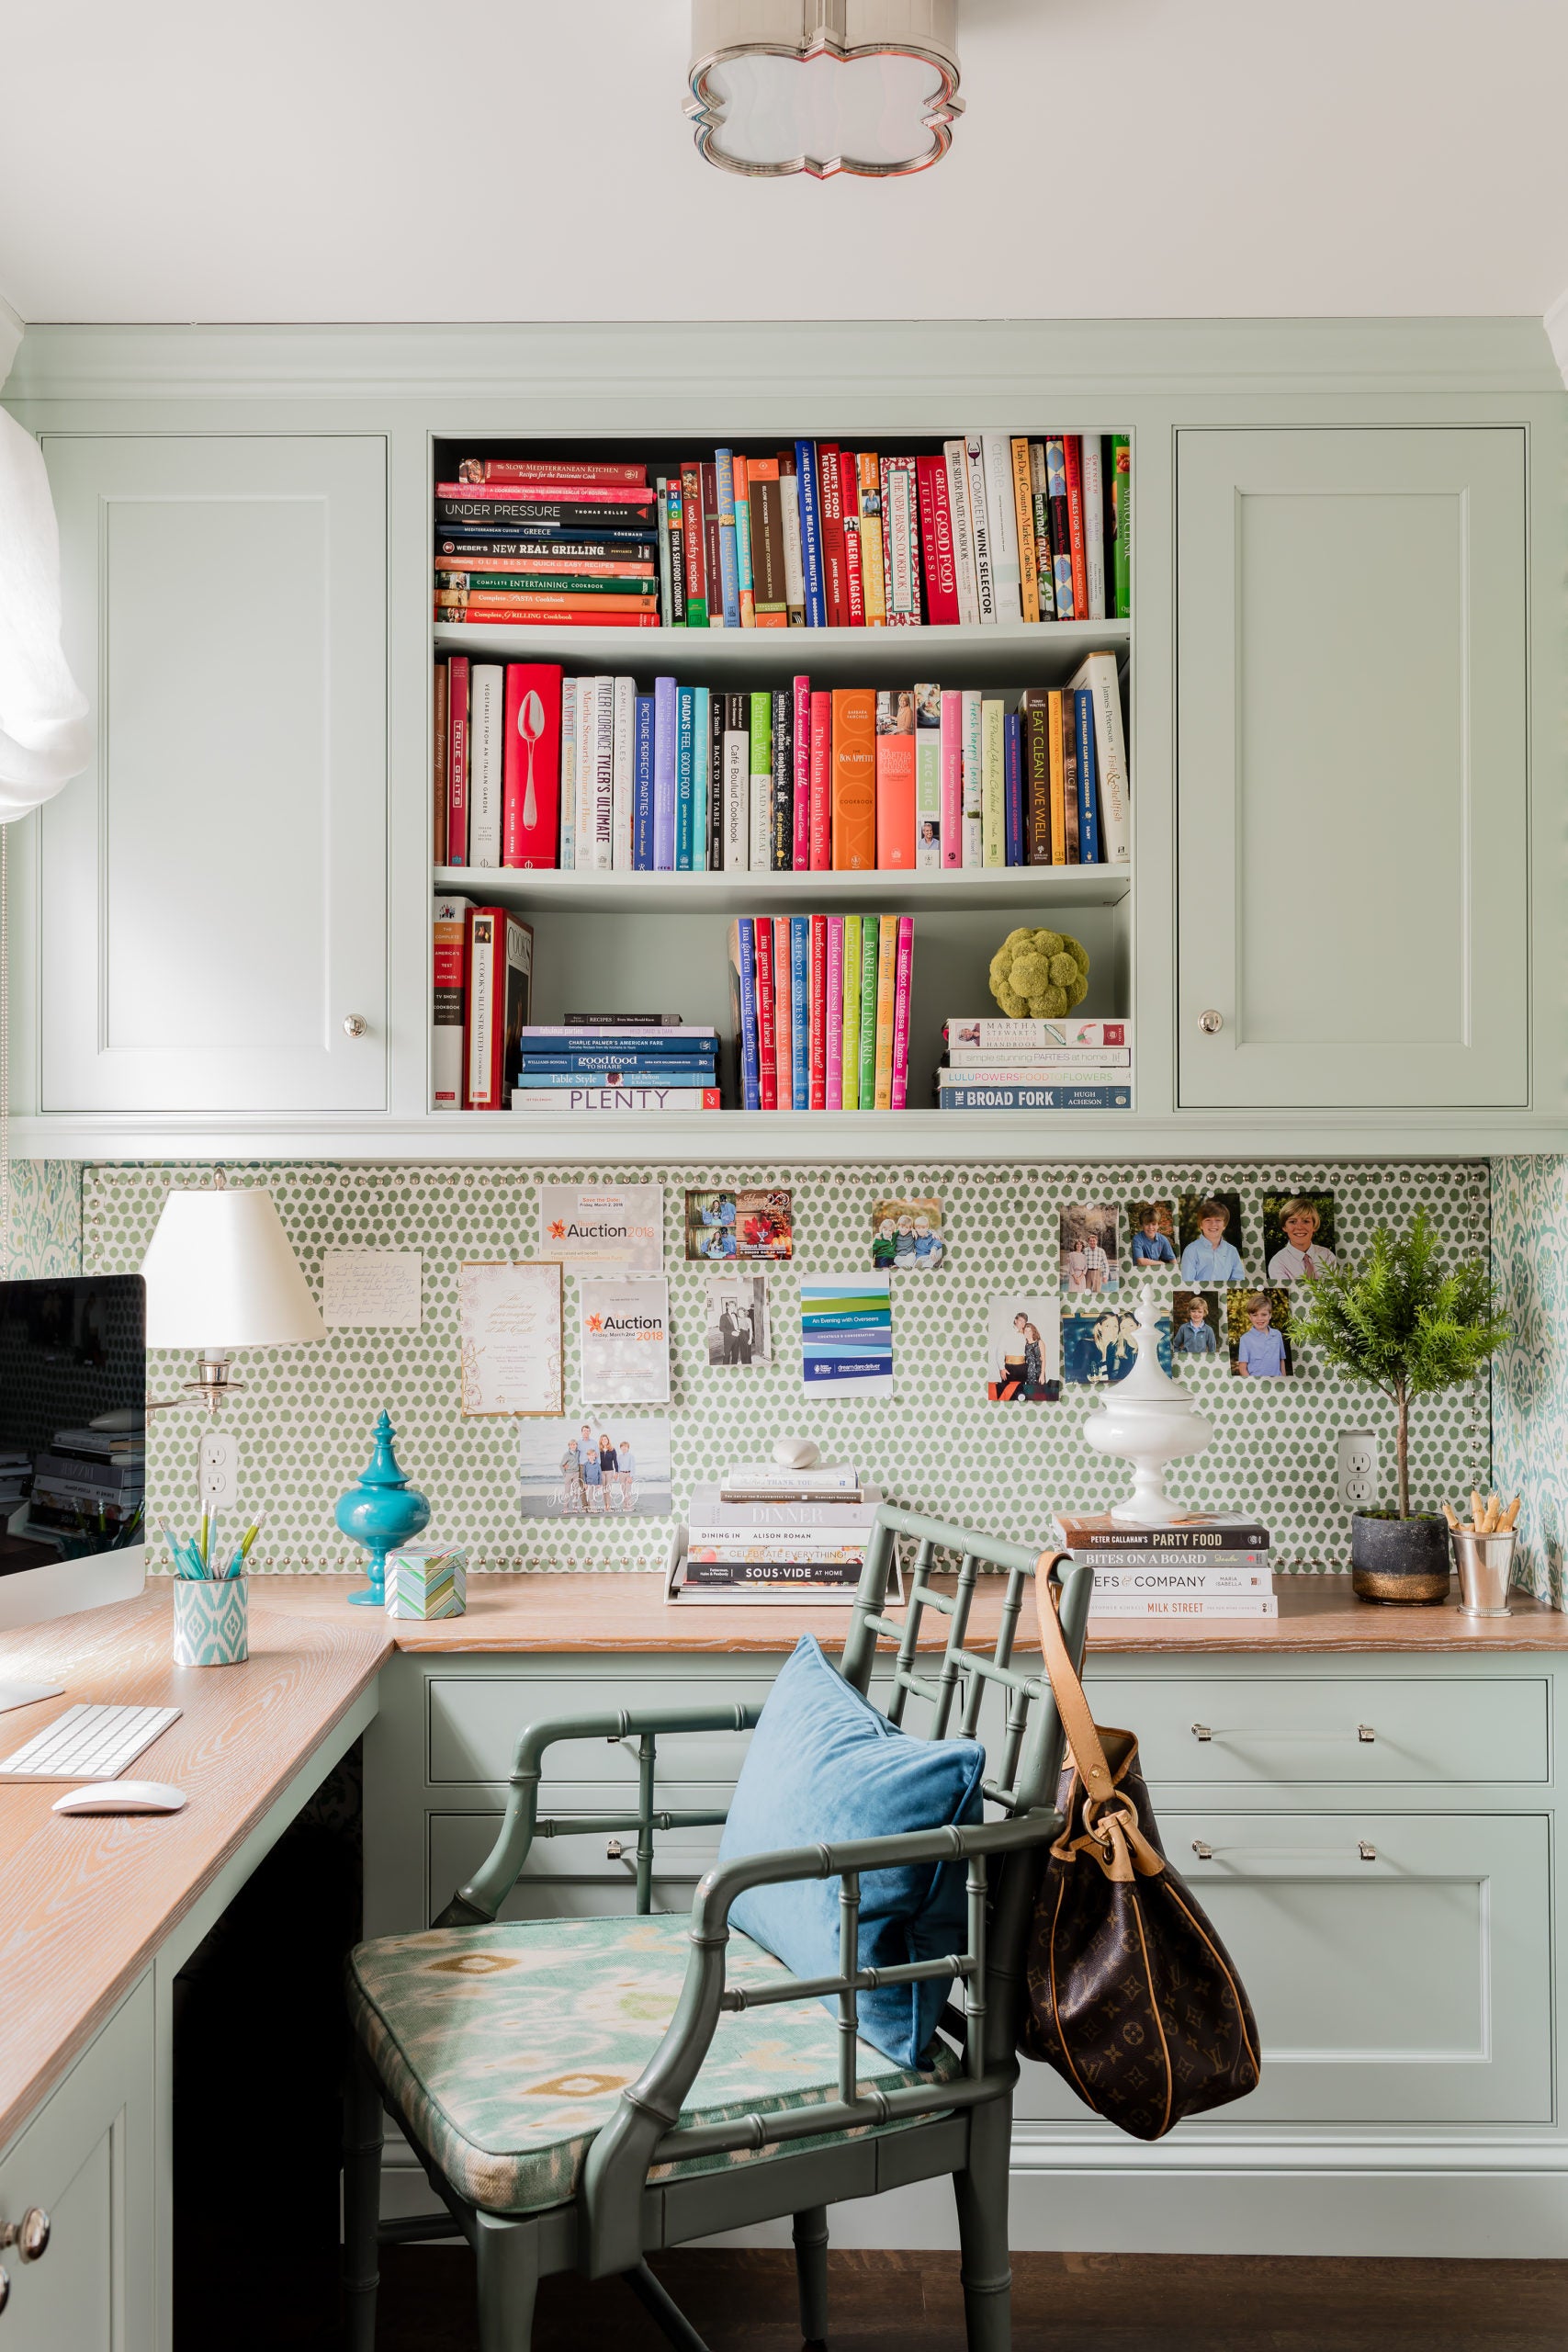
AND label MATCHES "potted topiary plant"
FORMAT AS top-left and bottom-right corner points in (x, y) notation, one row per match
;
(1293, 1211), (1509, 1603)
